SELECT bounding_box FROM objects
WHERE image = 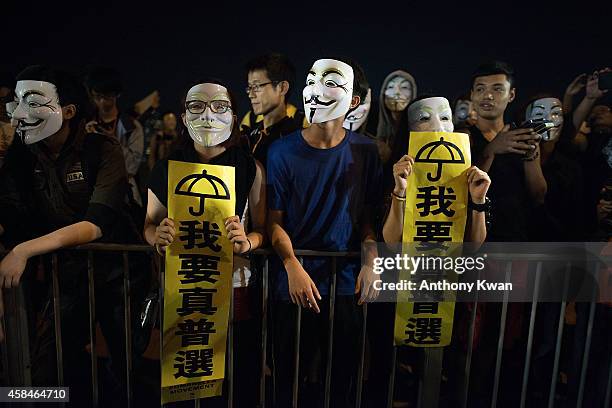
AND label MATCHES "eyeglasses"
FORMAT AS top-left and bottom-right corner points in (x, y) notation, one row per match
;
(185, 100), (232, 114)
(245, 81), (277, 95)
